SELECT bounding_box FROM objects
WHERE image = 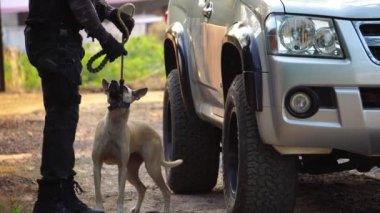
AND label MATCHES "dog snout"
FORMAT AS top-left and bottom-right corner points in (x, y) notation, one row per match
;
(109, 80), (119, 90)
